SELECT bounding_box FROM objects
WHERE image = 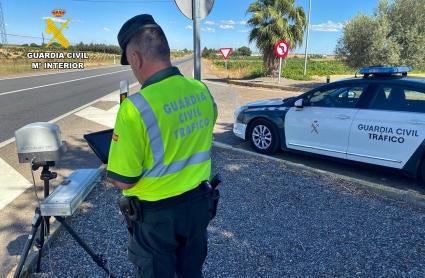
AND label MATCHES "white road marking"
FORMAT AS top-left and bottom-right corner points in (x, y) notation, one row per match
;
(0, 138), (15, 149)
(0, 69), (131, 97)
(0, 82), (139, 210)
(0, 81), (139, 148)
(75, 105), (119, 128)
(0, 157), (32, 210)
(0, 65), (123, 81)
